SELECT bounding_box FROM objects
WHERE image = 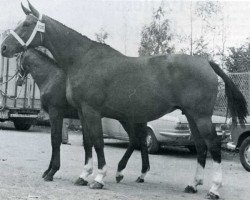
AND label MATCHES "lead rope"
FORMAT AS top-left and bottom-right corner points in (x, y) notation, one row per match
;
(0, 53), (24, 110)
(0, 86), (23, 101)
(0, 71), (19, 85)
(0, 86), (23, 111)
(0, 53), (23, 86)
